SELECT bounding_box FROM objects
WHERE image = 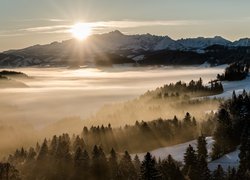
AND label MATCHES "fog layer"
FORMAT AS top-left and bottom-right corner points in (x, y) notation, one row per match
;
(0, 66), (223, 156)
